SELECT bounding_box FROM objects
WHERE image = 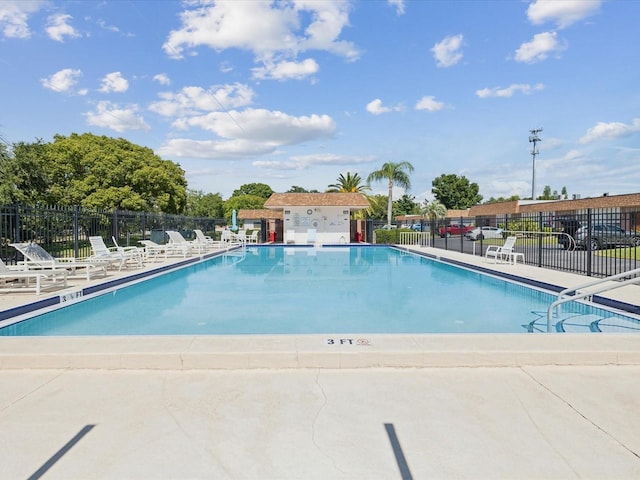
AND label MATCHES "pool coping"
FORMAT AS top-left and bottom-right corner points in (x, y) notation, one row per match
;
(1, 244), (639, 369)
